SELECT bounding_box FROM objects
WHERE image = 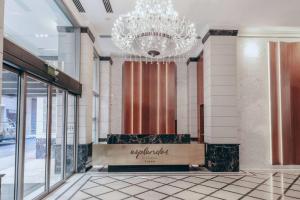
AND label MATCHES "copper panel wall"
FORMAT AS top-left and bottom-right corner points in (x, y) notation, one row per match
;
(270, 42), (300, 165)
(197, 56), (204, 143)
(269, 42), (280, 164)
(123, 61), (176, 134)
